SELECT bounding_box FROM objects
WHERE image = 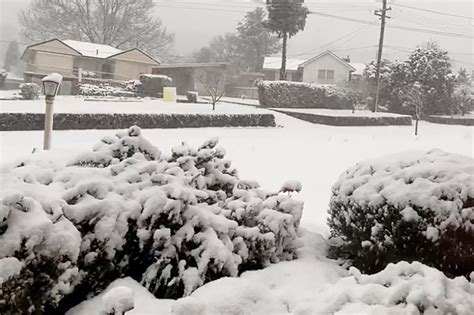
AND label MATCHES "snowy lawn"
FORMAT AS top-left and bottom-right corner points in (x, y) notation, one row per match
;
(1, 112), (472, 235)
(0, 89), (21, 100)
(1, 111), (473, 314)
(0, 96), (269, 115)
